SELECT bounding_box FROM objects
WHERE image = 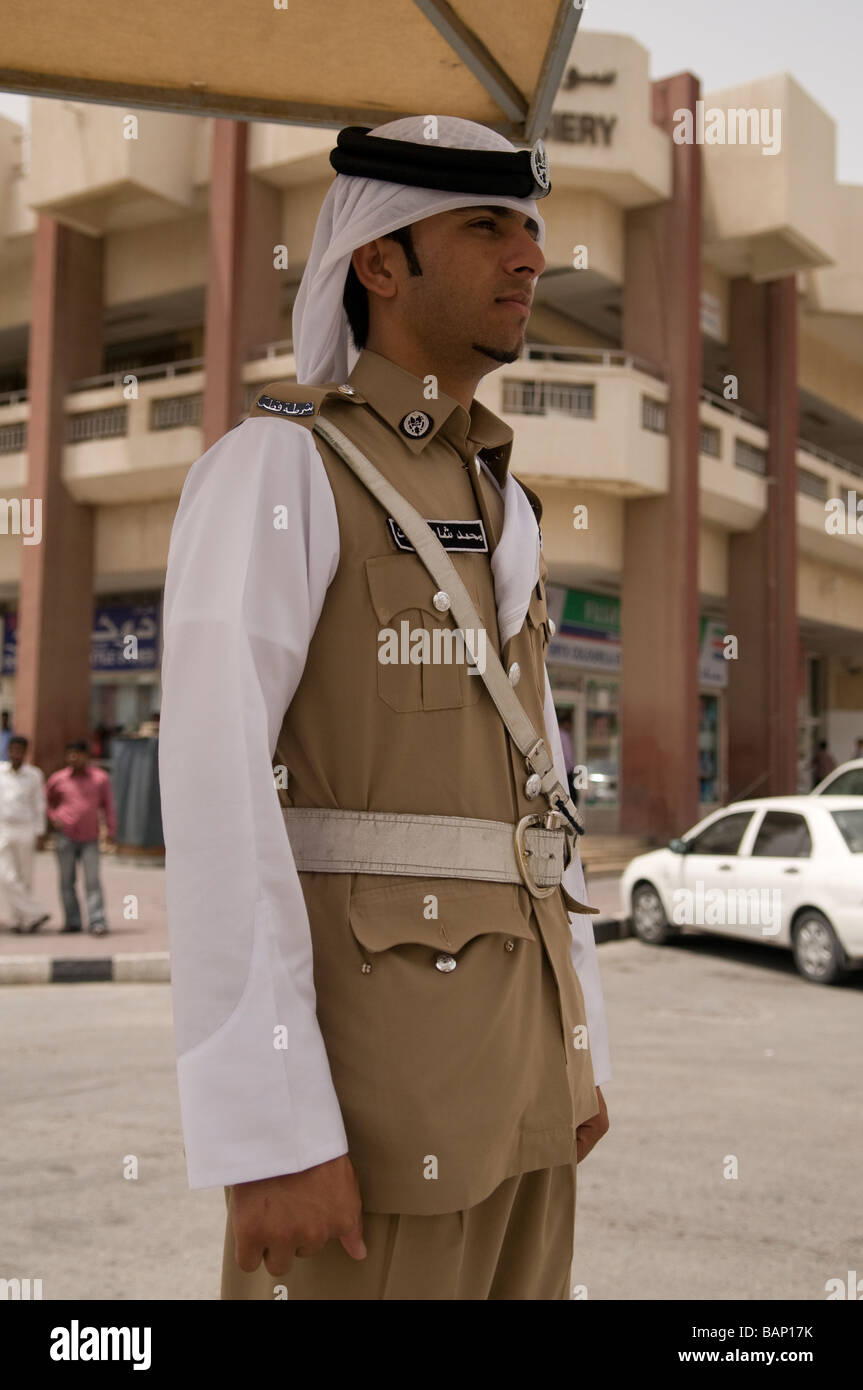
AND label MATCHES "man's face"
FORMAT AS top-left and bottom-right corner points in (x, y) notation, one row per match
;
(381, 204), (546, 370)
(66, 749), (87, 772)
(8, 742), (24, 768)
